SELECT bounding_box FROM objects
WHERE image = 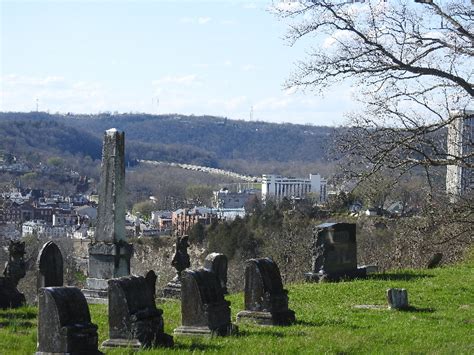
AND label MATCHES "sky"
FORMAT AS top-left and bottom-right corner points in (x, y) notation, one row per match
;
(0, 0), (356, 126)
